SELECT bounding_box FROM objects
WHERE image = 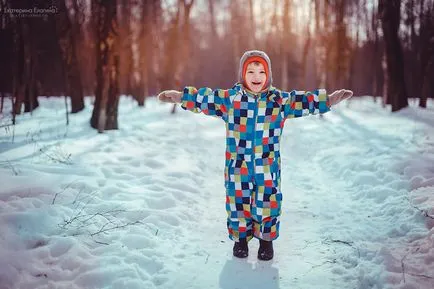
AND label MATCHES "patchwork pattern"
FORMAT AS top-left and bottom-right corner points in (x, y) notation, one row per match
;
(182, 83), (330, 241)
